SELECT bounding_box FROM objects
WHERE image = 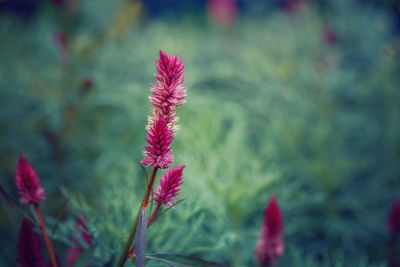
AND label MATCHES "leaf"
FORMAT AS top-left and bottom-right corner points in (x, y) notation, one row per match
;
(50, 198), (69, 239)
(0, 184), (15, 207)
(0, 184), (35, 223)
(137, 162), (149, 182)
(146, 254), (227, 267)
(135, 207), (148, 267)
(156, 198), (186, 220)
